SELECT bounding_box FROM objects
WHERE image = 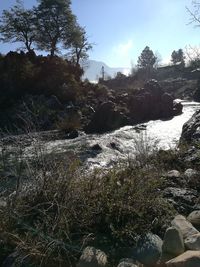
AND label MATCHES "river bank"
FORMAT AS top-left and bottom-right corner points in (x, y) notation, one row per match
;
(0, 99), (200, 266)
